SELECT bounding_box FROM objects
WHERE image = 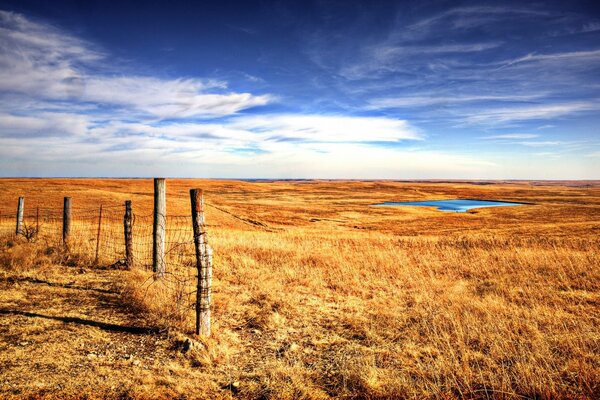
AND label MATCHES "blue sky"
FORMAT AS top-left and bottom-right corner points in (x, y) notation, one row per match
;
(0, 0), (599, 178)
